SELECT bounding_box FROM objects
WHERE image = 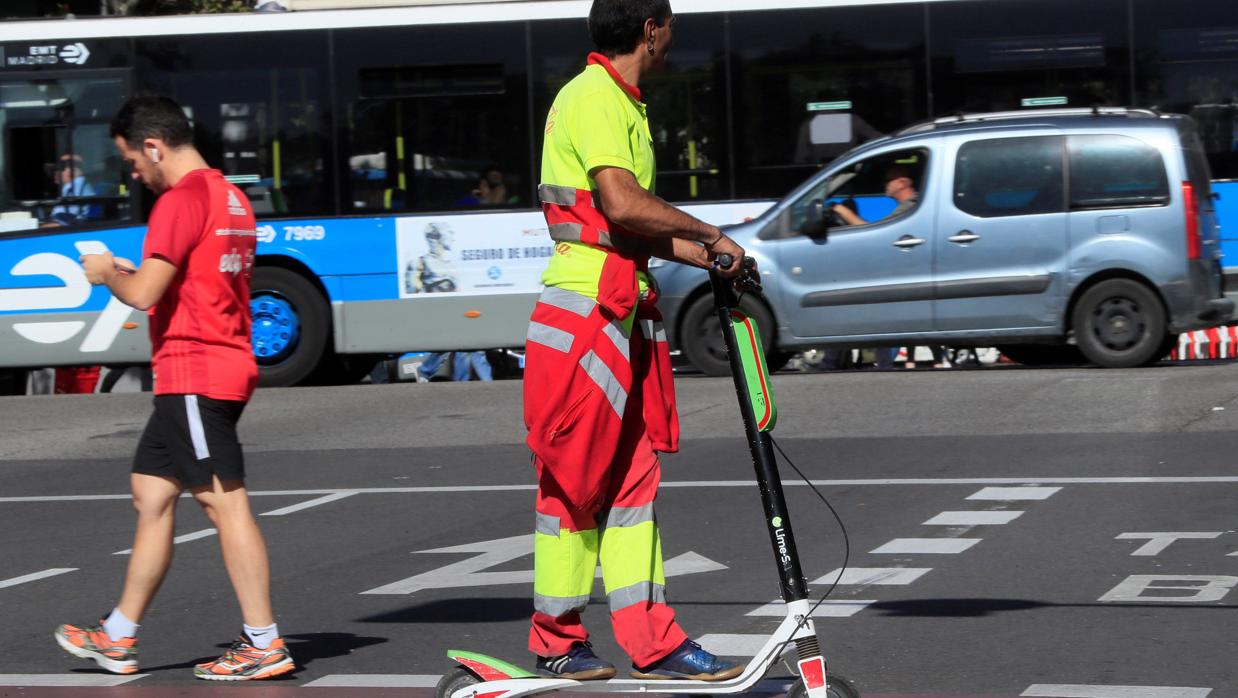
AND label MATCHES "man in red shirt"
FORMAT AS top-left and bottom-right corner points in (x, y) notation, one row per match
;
(56, 95), (294, 681)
